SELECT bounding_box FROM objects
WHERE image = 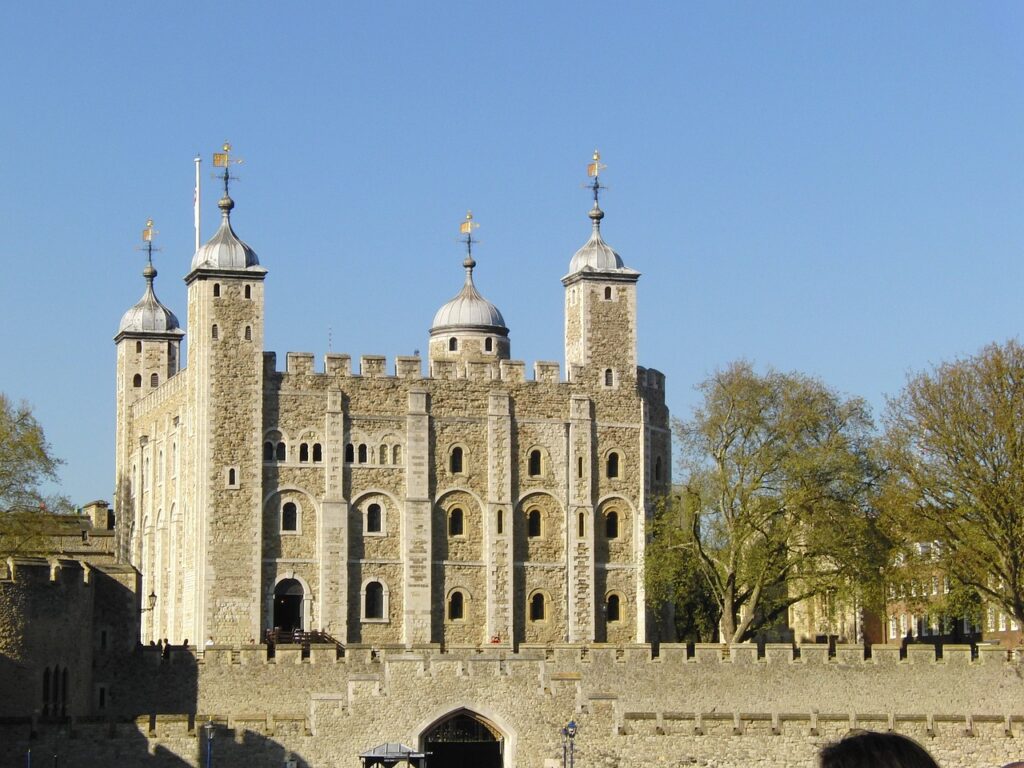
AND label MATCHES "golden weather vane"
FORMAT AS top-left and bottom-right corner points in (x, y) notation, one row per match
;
(212, 141), (243, 197)
(459, 210), (480, 260)
(137, 218), (160, 268)
(585, 149), (608, 208)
